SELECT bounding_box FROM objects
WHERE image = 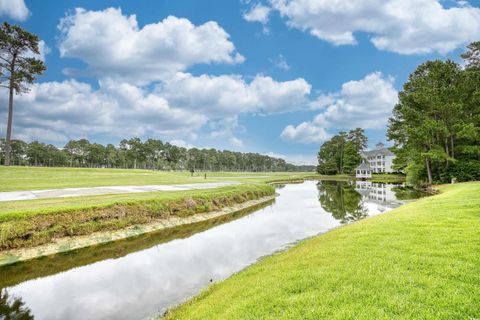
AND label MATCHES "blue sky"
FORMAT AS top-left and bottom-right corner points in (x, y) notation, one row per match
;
(1, 0), (479, 164)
